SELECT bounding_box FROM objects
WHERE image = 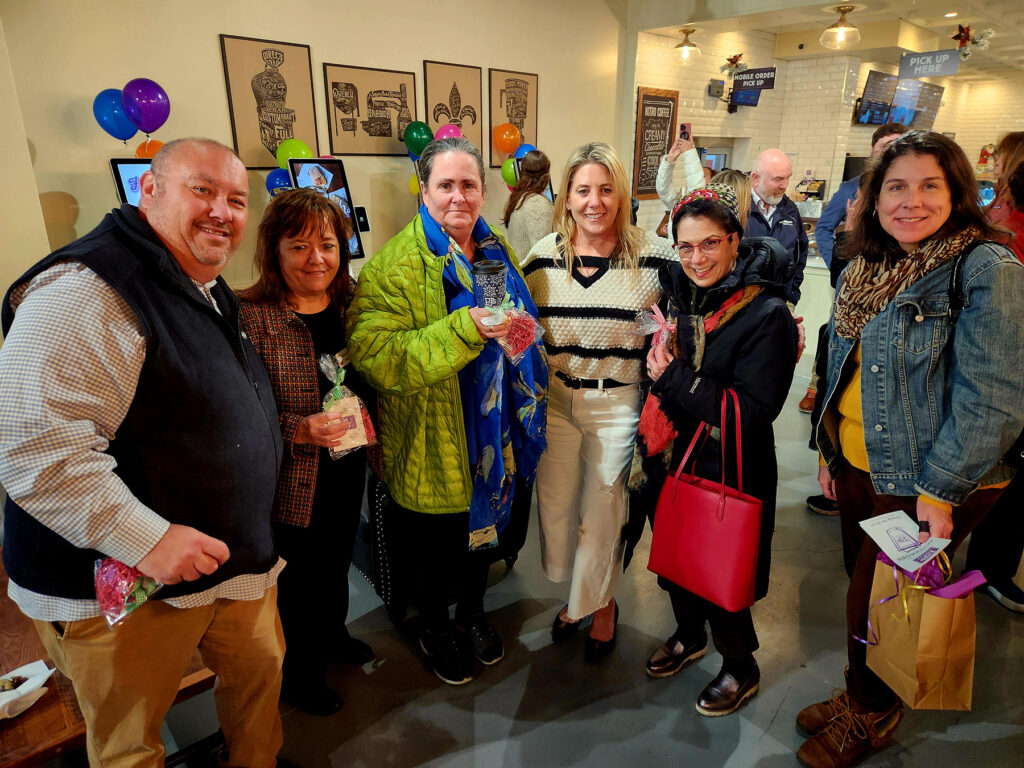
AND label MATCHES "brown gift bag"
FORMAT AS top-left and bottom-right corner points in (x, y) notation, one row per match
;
(865, 559), (977, 710)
